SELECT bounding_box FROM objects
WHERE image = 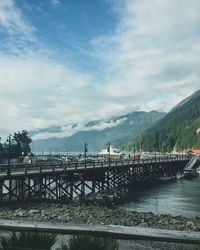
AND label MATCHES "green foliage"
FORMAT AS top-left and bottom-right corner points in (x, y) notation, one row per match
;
(13, 130), (32, 156)
(0, 130), (32, 160)
(58, 235), (118, 250)
(125, 90), (200, 152)
(0, 232), (56, 250)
